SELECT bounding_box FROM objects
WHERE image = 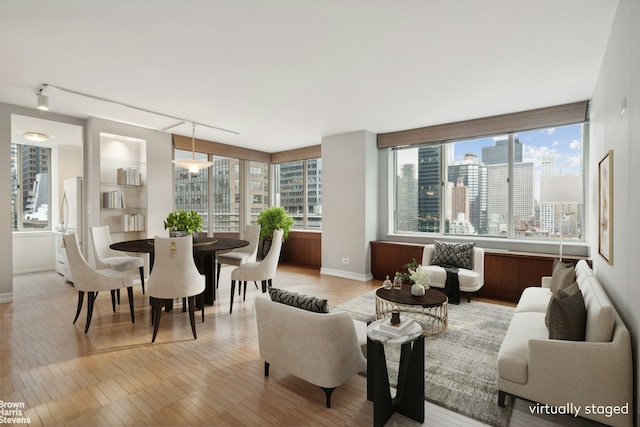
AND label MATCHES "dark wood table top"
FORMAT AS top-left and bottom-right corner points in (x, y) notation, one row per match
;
(110, 237), (249, 253)
(376, 285), (447, 308)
